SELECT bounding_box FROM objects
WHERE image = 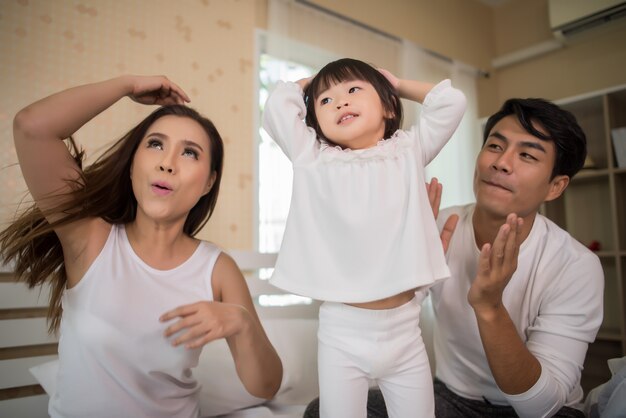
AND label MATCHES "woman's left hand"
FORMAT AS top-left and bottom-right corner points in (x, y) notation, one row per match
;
(160, 301), (250, 349)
